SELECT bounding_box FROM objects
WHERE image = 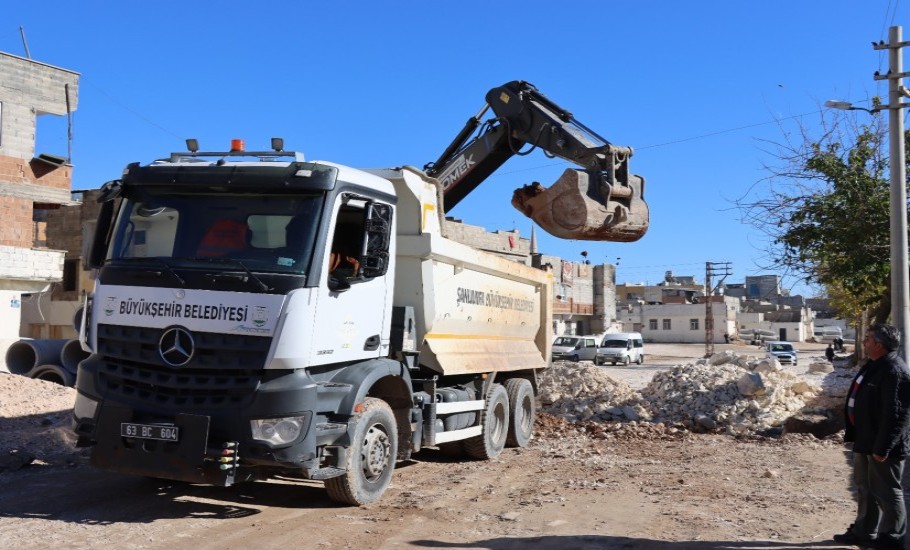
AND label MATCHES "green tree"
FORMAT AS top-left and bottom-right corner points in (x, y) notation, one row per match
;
(737, 108), (902, 325)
